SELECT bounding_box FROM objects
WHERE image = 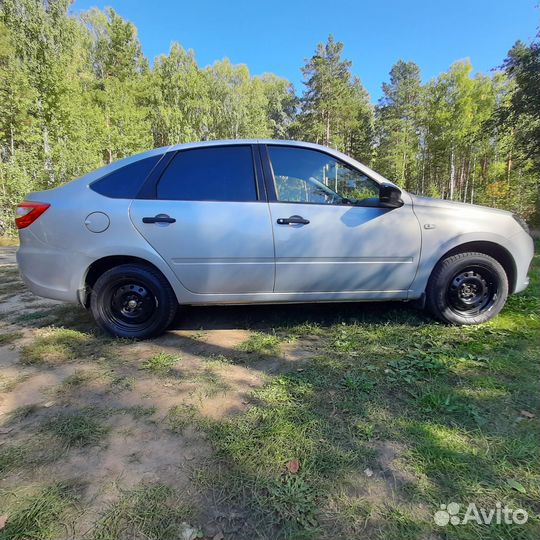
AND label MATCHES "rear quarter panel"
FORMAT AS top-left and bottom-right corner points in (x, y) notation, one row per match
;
(19, 181), (187, 303)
